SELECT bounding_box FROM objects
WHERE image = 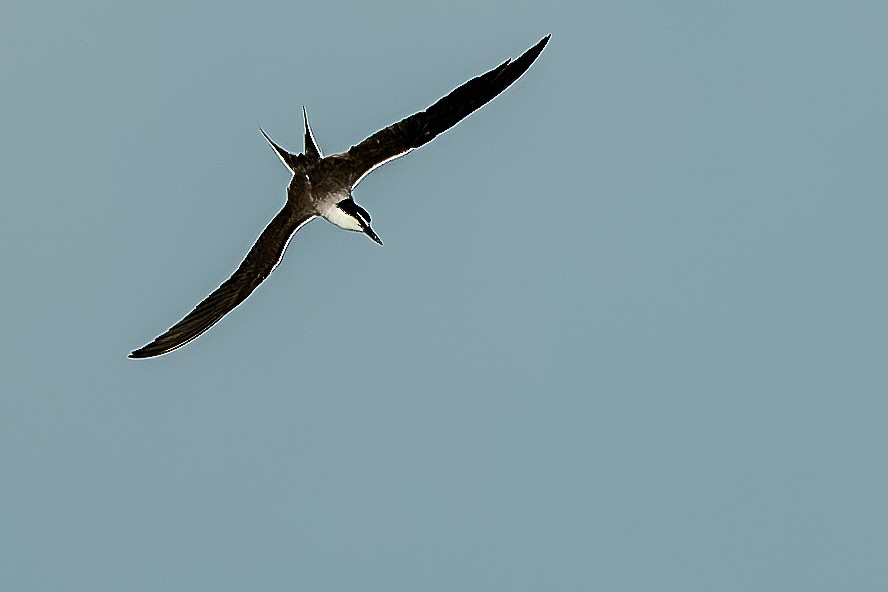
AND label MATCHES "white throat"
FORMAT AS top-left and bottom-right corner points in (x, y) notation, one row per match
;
(321, 202), (362, 232)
